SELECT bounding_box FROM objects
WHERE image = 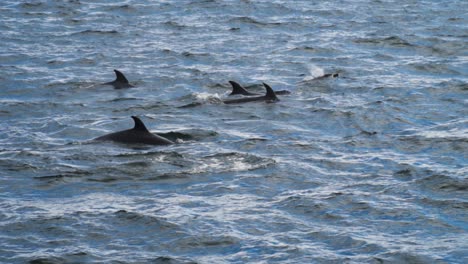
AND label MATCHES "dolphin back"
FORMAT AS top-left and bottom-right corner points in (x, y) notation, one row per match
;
(229, 81), (258, 96)
(94, 116), (174, 145)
